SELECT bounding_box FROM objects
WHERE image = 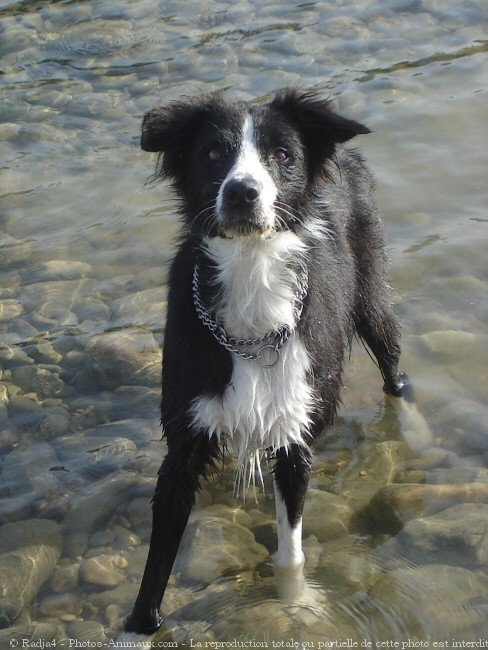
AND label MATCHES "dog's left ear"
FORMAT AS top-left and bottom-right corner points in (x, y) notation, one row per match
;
(271, 89), (370, 179)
